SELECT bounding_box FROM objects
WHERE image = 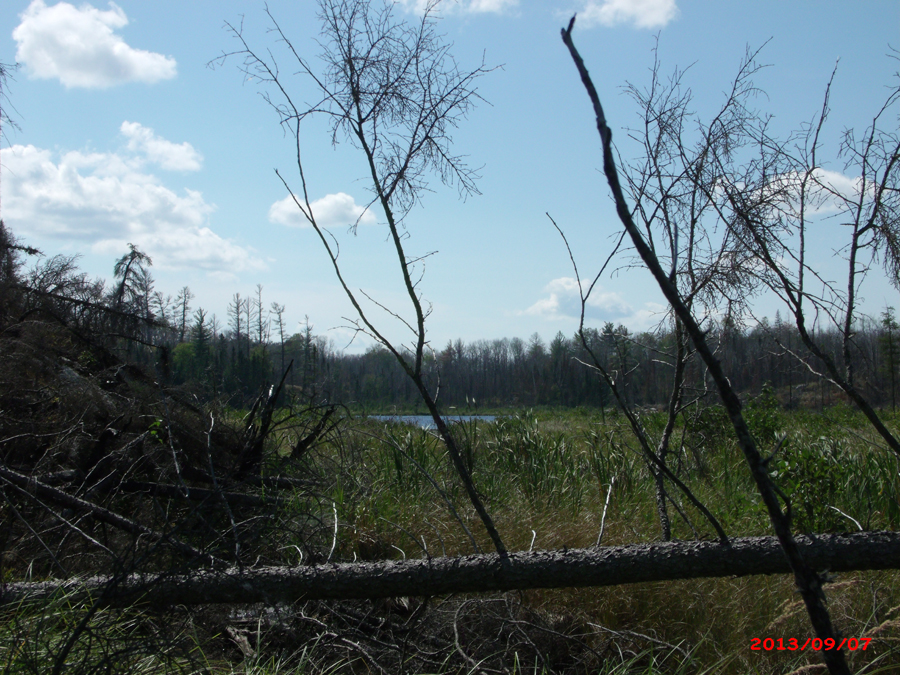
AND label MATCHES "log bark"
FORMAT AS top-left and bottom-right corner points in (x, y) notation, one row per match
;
(4, 531), (899, 608)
